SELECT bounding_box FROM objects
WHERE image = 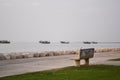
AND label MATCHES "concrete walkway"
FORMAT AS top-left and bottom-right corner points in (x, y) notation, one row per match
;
(0, 51), (120, 77)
